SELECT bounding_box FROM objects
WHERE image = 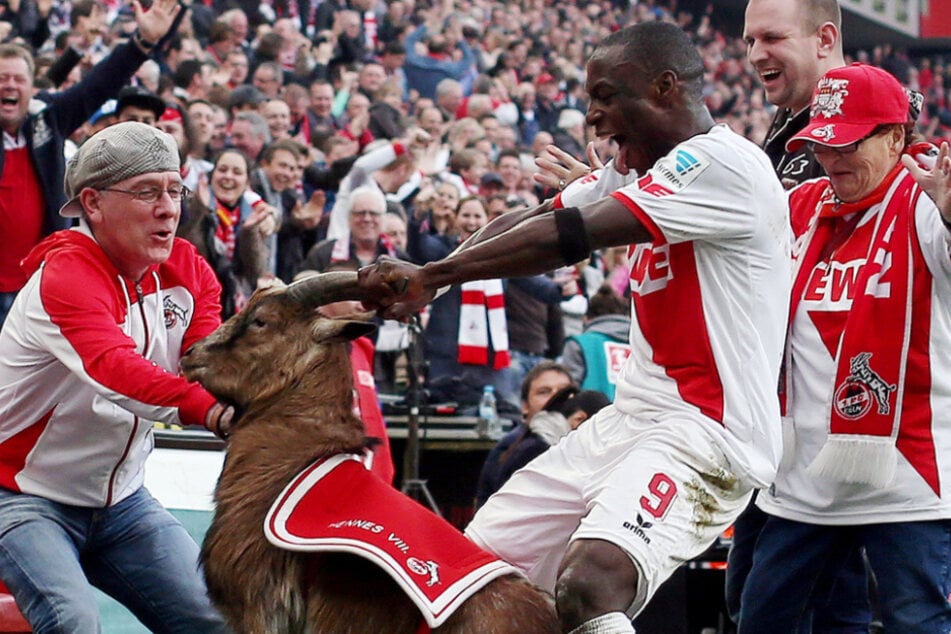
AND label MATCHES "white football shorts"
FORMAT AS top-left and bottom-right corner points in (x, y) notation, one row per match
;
(465, 404), (753, 617)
